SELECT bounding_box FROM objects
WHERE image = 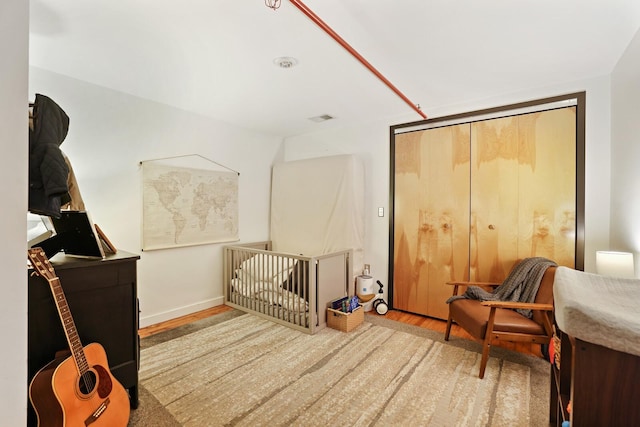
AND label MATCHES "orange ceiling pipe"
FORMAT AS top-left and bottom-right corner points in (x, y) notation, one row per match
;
(288, 0), (427, 119)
